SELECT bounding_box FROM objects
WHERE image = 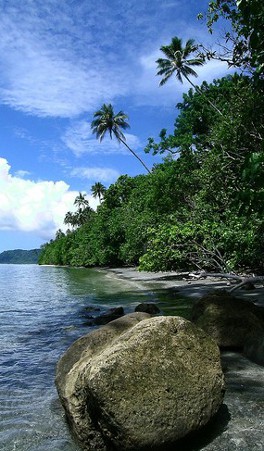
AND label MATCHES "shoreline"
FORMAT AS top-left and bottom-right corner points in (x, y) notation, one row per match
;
(99, 267), (264, 450)
(99, 266), (264, 306)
